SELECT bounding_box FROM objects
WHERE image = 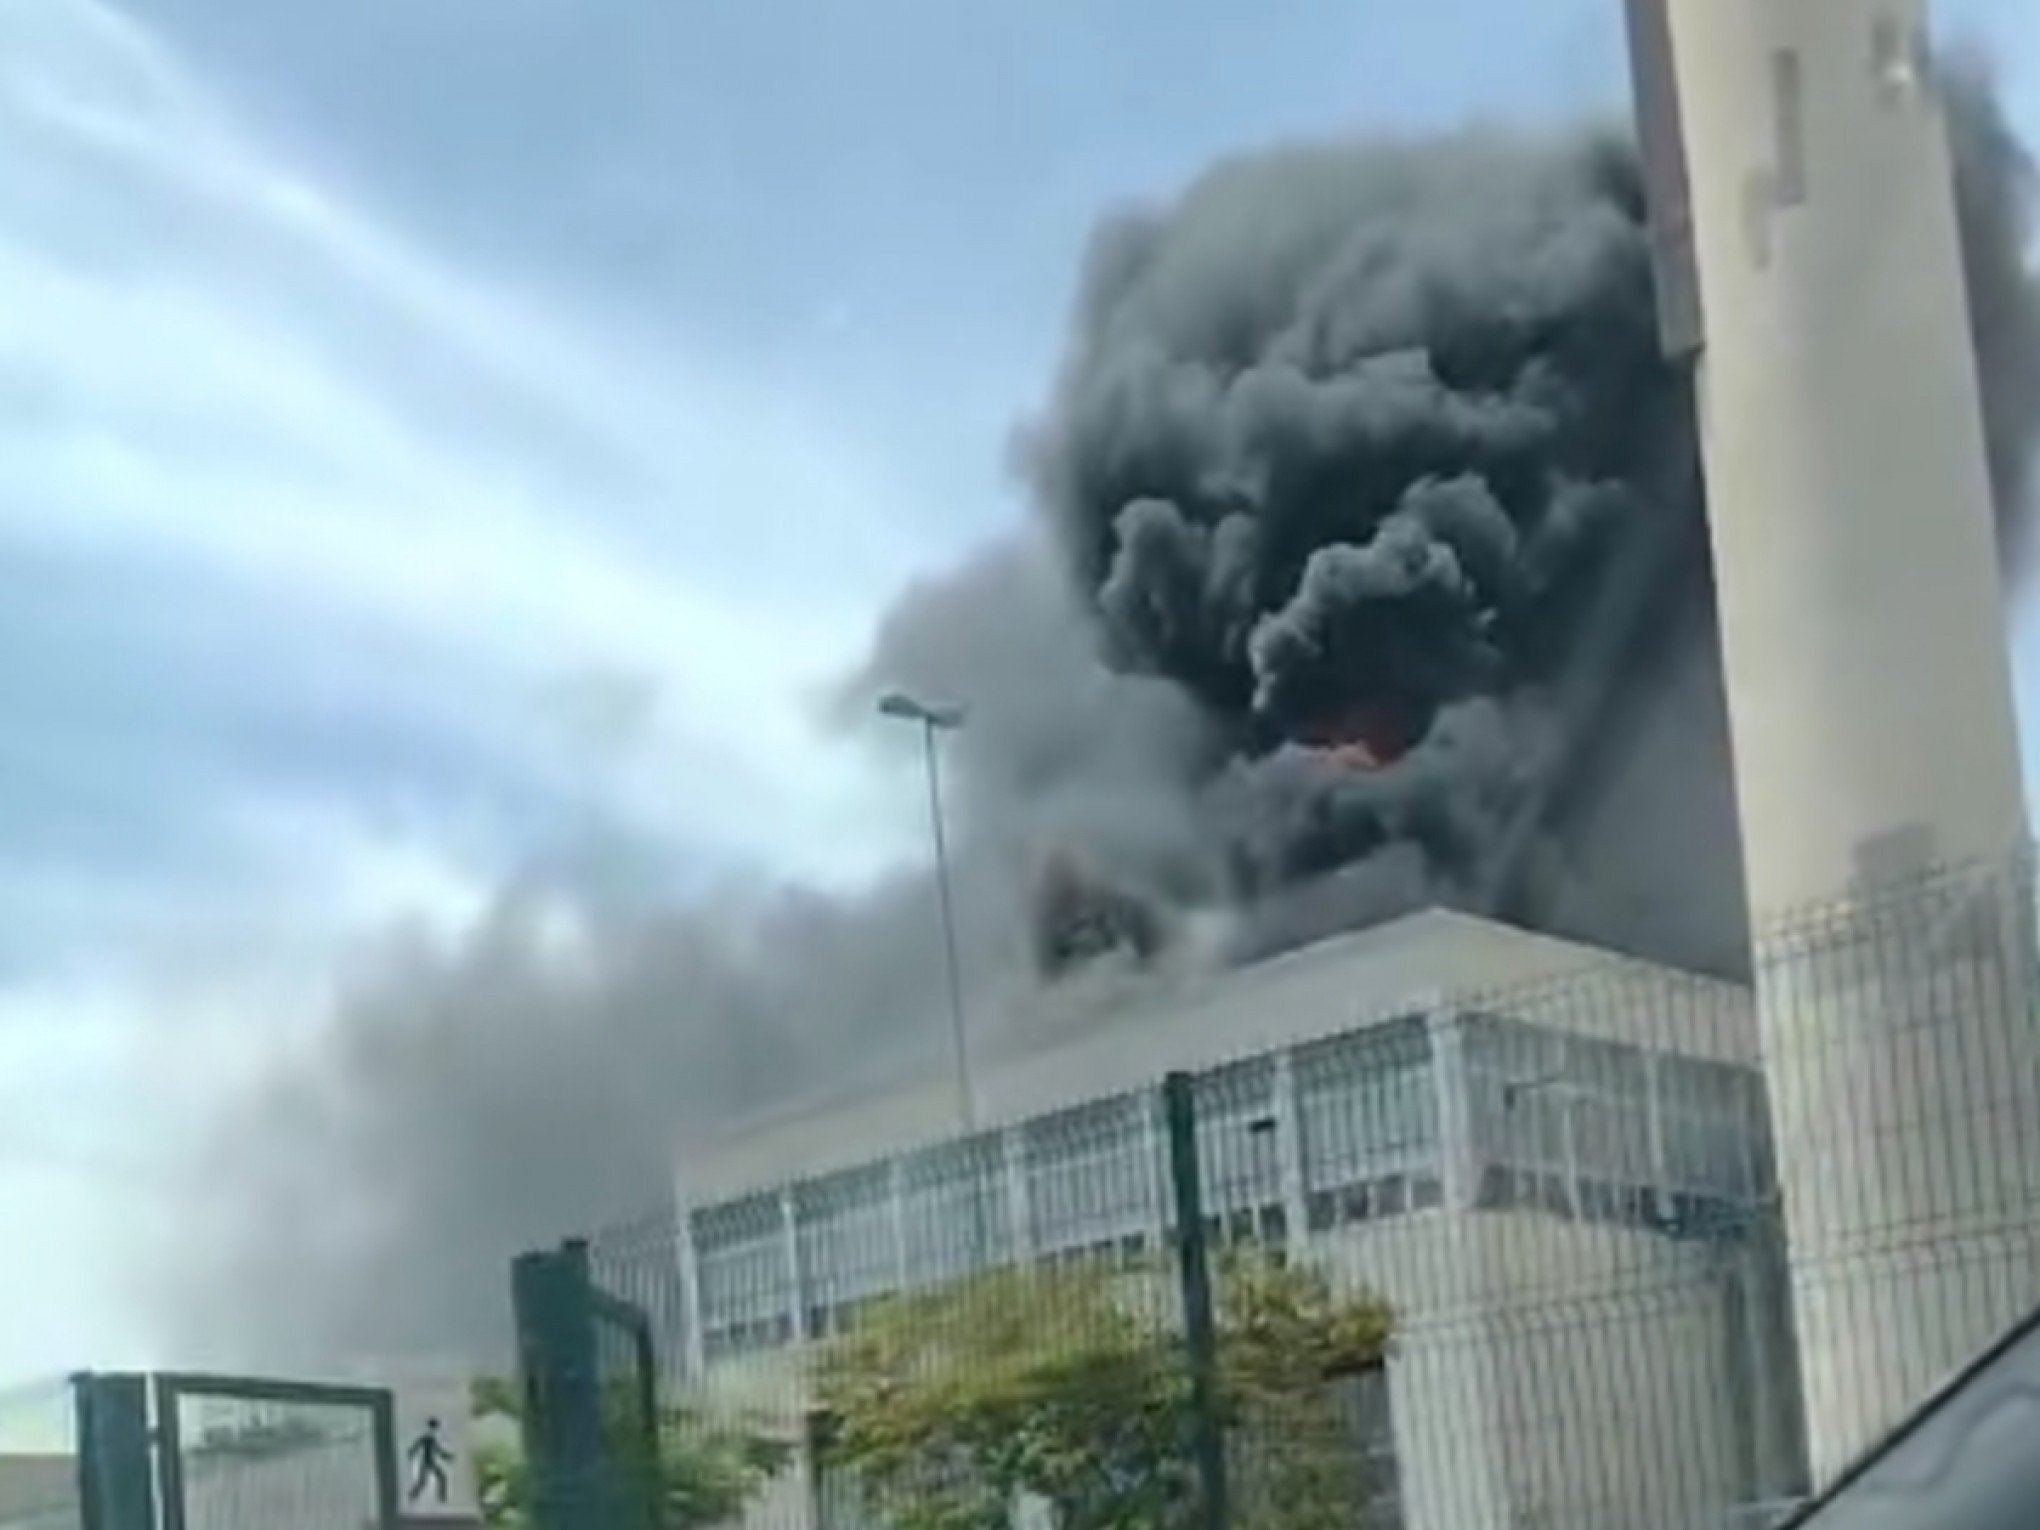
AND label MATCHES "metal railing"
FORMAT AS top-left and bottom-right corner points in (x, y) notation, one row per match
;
(64, 1372), (401, 1530)
(511, 851), (2040, 1530)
